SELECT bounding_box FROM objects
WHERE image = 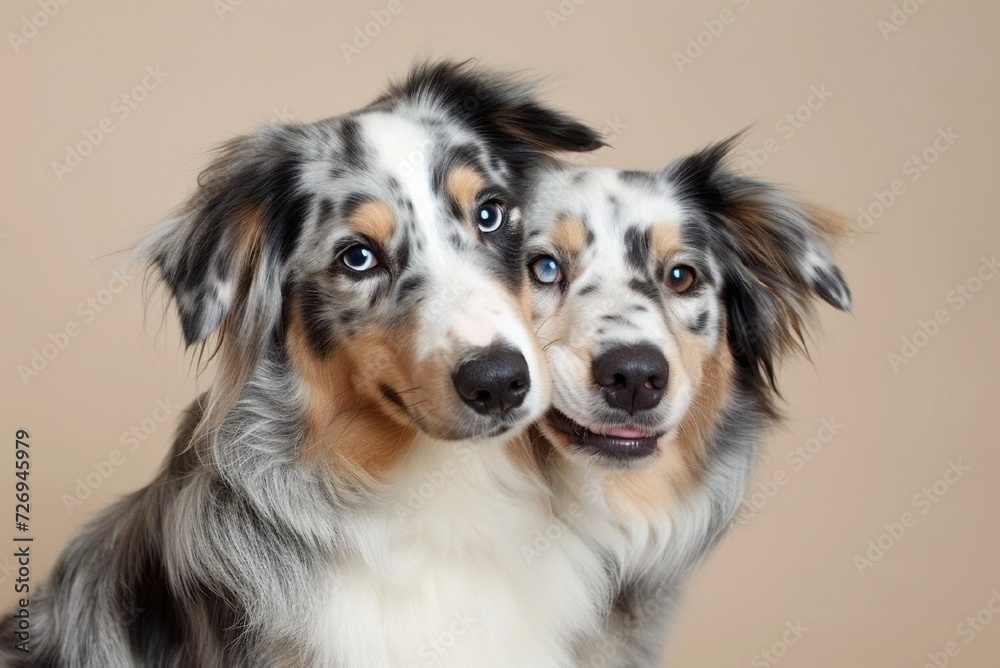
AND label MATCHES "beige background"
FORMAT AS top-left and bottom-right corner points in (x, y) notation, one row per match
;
(2, 1), (999, 665)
